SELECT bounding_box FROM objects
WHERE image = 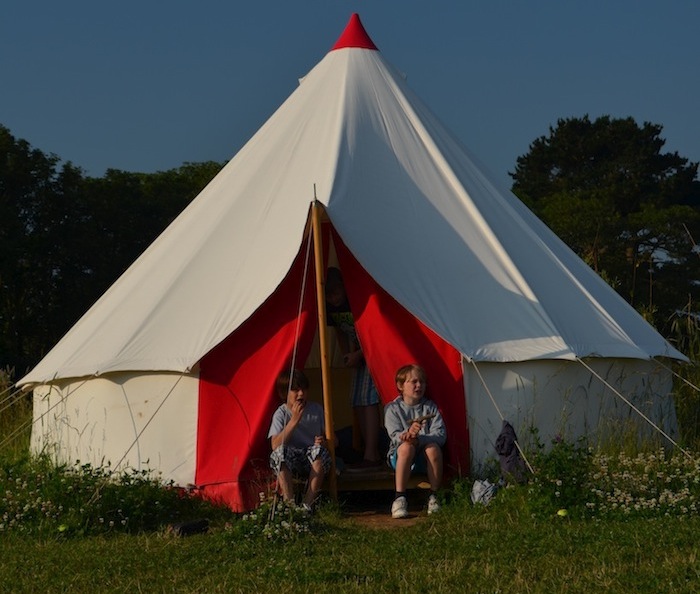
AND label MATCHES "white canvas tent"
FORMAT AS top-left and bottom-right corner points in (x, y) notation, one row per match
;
(19, 14), (685, 511)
